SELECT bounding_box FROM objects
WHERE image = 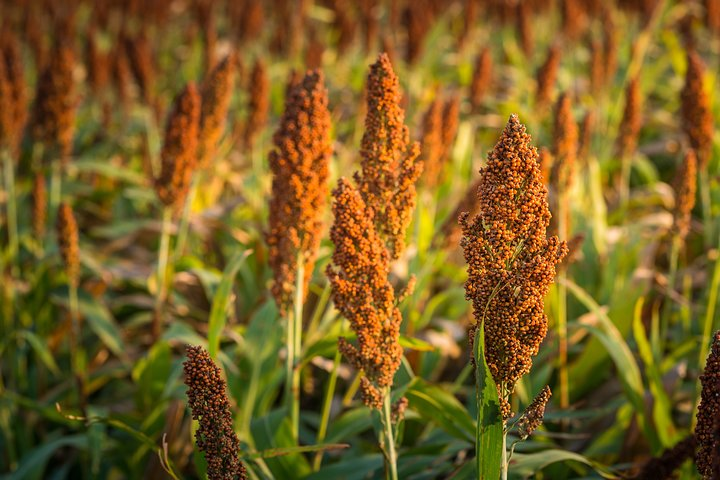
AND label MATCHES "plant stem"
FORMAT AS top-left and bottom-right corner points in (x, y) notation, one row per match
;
(660, 235), (681, 343)
(312, 346), (342, 471)
(699, 167), (713, 249)
(501, 430), (508, 480)
(69, 281), (86, 415)
(381, 389), (398, 480)
(173, 175), (199, 262)
(153, 207), (173, 341)
(2, 149), (18, 277)
(49, 160), (62, 232)
(286, 258), (304, 443)
(556, 191), (569, 411)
